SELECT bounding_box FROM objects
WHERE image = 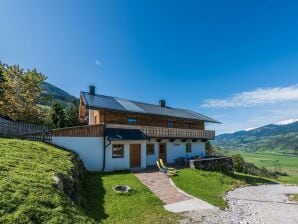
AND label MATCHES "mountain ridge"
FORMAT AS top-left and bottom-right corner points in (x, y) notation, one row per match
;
(214, 121), (298, 155)
(38, 82), (78, 107)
